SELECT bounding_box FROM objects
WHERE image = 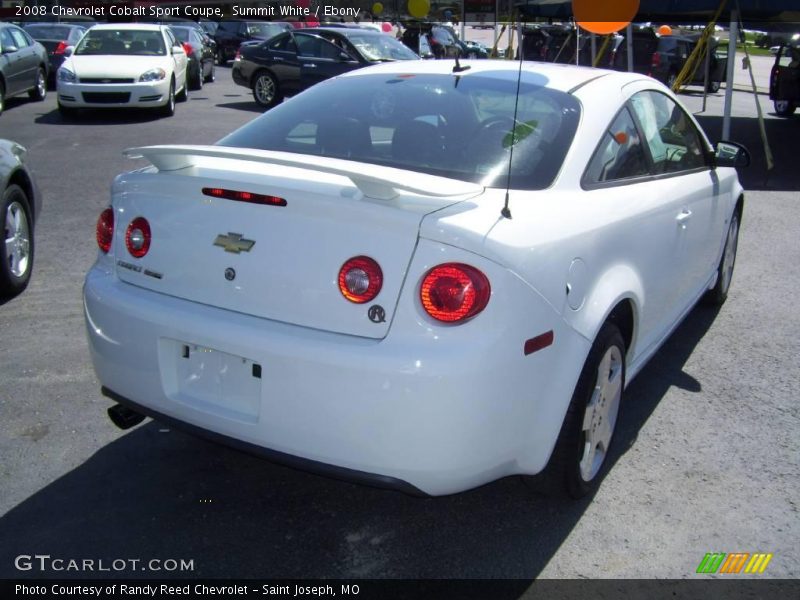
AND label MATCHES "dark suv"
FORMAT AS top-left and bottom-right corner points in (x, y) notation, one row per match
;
(769, 43), (800, 116)
(213, 20), (293, 64)
(519, 25), (593, 65)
